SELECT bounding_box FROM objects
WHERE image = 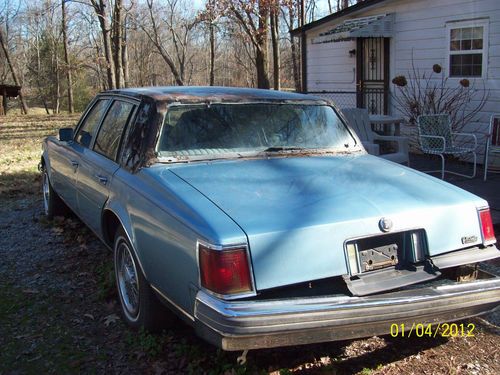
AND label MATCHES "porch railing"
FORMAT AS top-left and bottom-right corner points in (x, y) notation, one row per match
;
(307, 89), (388, 115)
(307, 91), (357, 110)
